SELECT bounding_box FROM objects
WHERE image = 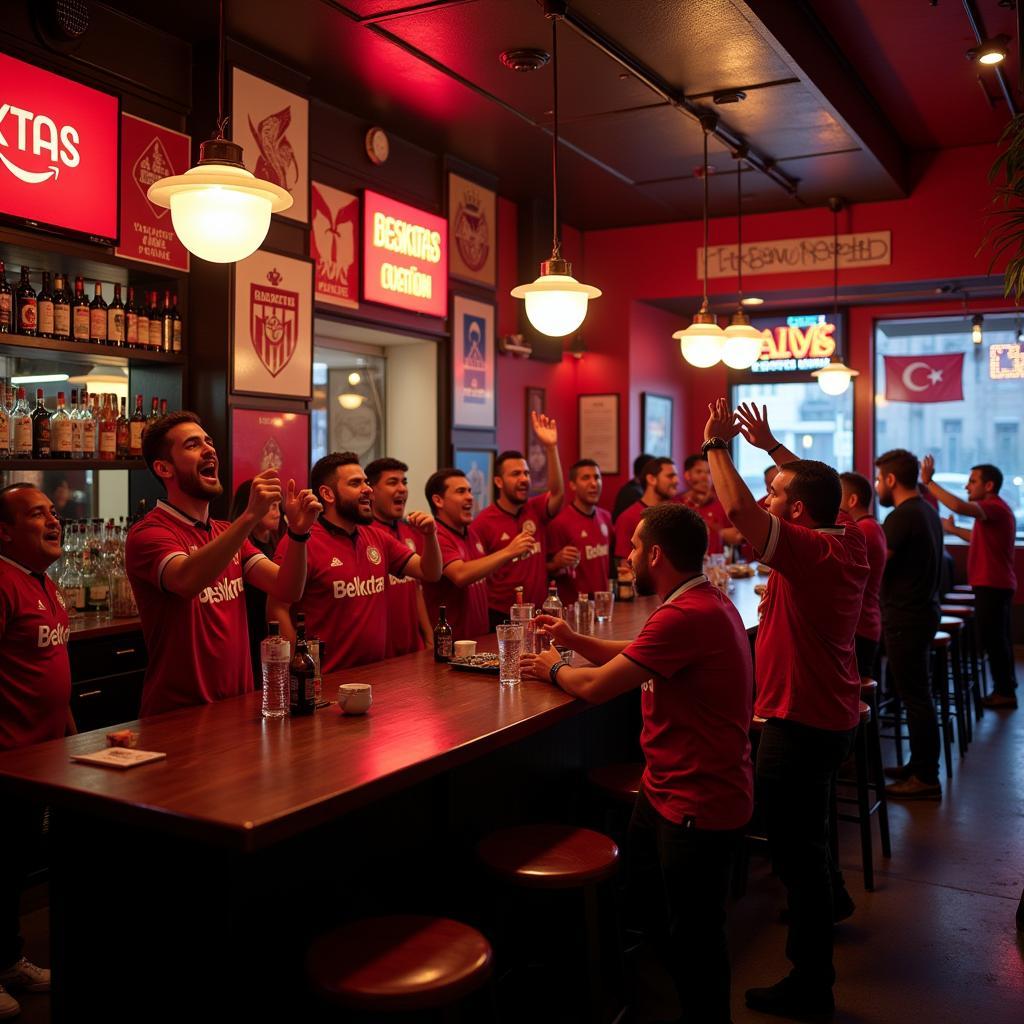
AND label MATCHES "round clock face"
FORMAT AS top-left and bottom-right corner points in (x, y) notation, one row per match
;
(366, 127), (389, 166)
